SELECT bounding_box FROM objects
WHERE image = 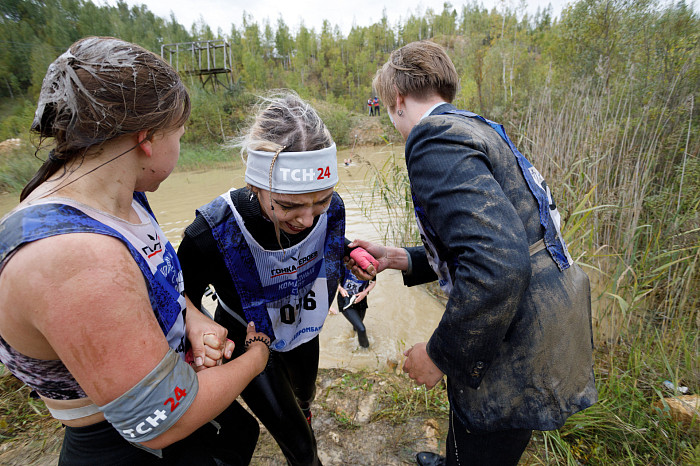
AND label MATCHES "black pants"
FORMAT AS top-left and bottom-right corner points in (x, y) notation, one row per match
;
(59, 401), (259, 465)
(221, 308), (321, 466)
(446, 409), (532, 466)
(336, 294), (367, 333)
